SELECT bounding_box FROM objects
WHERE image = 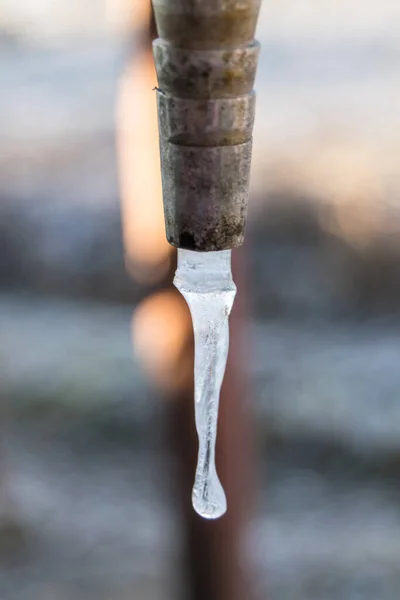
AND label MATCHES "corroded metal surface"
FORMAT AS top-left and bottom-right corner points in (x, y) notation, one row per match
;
(153, 0), (261, 49)
(156, 92), (256, 146)
(153, 40), (260, 99)
(152, 0), (260, 250)
(161, 141), (252, 250)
